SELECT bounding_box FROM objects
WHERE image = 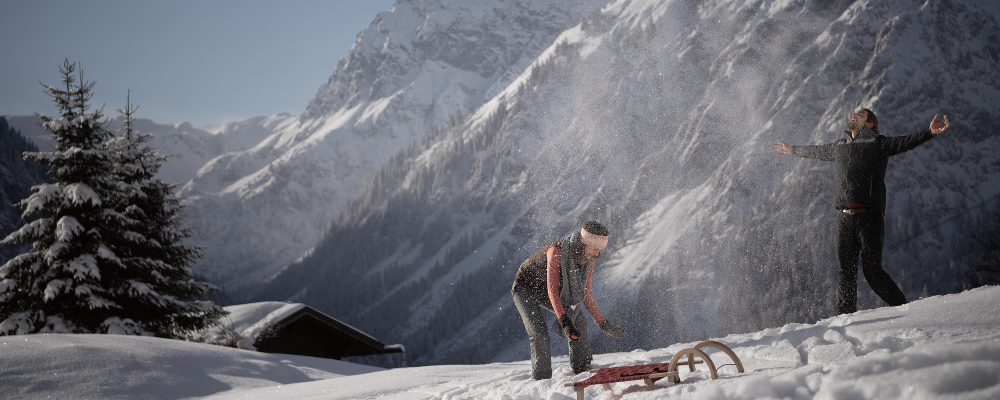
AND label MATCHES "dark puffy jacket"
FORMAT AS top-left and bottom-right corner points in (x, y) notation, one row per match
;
(791, 126), (934, 213)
